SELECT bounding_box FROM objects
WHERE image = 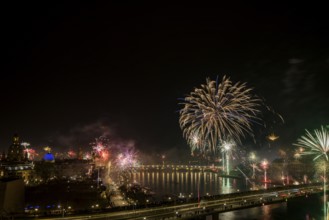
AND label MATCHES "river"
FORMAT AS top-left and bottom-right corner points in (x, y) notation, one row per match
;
(131, 170), (242, 199)
(129, 170), (324, 219)
(215, 194), (323, 220)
